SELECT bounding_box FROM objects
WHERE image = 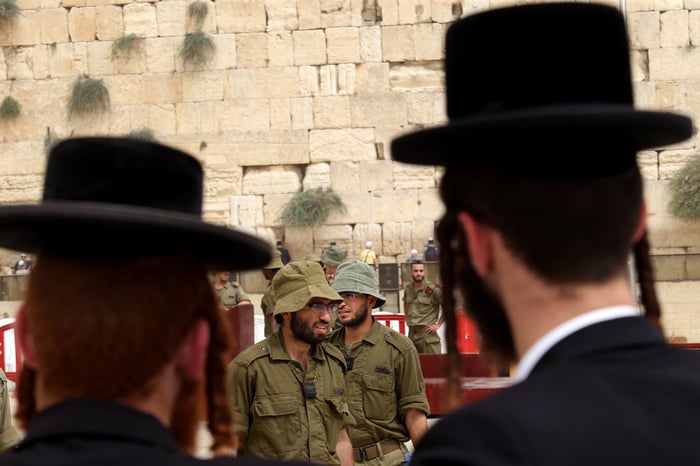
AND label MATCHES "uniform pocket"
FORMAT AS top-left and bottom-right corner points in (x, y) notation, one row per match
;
(249, 395), (301, 455)
(362, 374), (397, 421)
